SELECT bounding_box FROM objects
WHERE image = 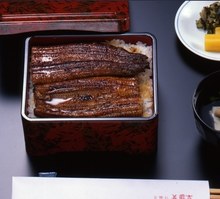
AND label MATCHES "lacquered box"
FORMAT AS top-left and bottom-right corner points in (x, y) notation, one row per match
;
(21, 33), (158, 156)
(0, 0), (130, 35)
